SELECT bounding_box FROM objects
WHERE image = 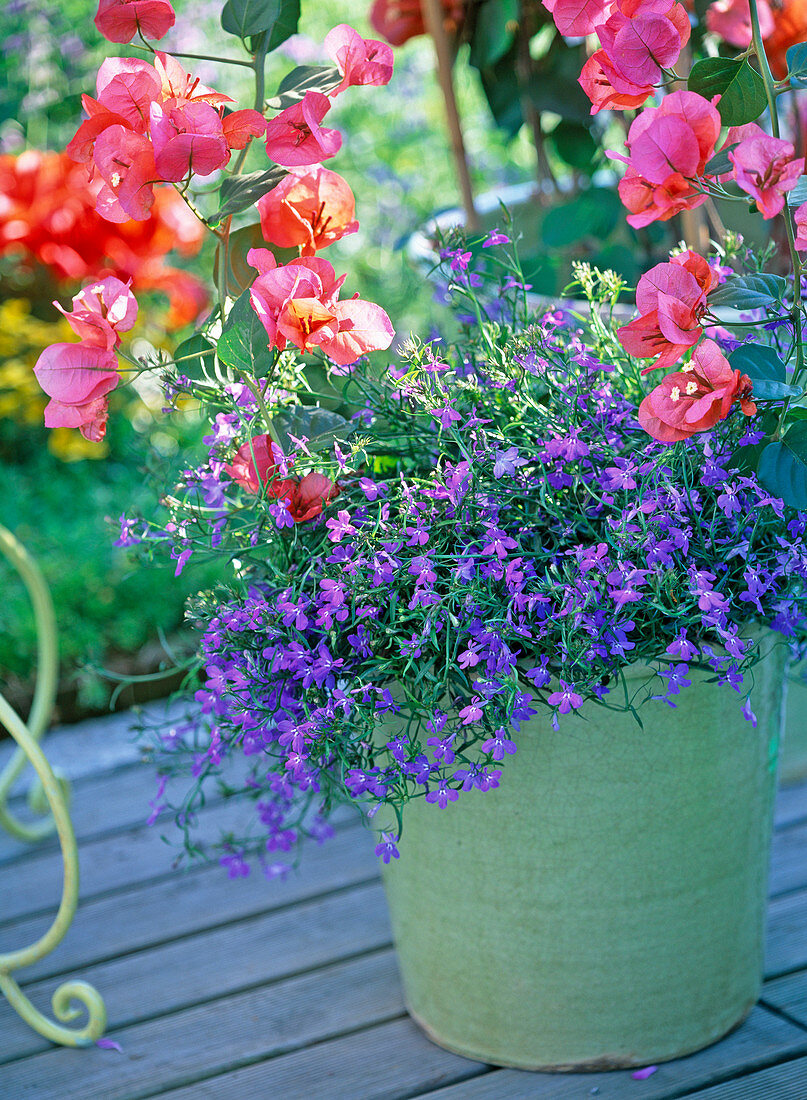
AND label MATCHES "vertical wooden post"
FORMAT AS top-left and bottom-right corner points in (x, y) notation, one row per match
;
(420, 0), (480, 232)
